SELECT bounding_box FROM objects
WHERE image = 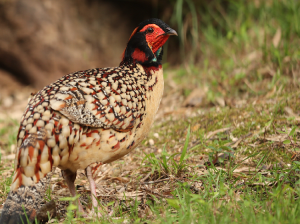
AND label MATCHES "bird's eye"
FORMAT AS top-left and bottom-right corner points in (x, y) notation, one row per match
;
(147, 27), (154, 33)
